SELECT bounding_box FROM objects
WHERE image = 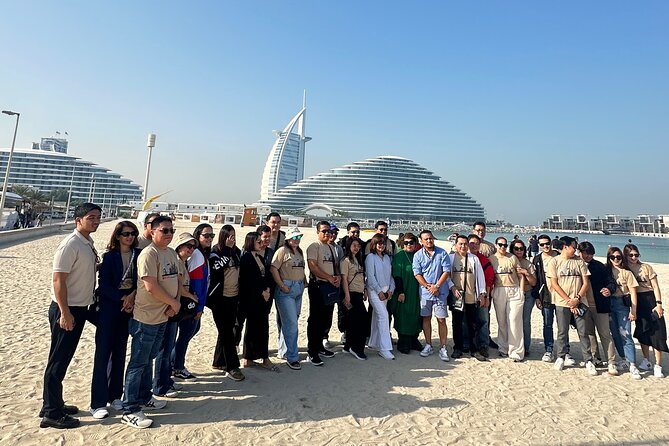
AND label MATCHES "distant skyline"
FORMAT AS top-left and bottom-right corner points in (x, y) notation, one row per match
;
(1, 1), (667, 225)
